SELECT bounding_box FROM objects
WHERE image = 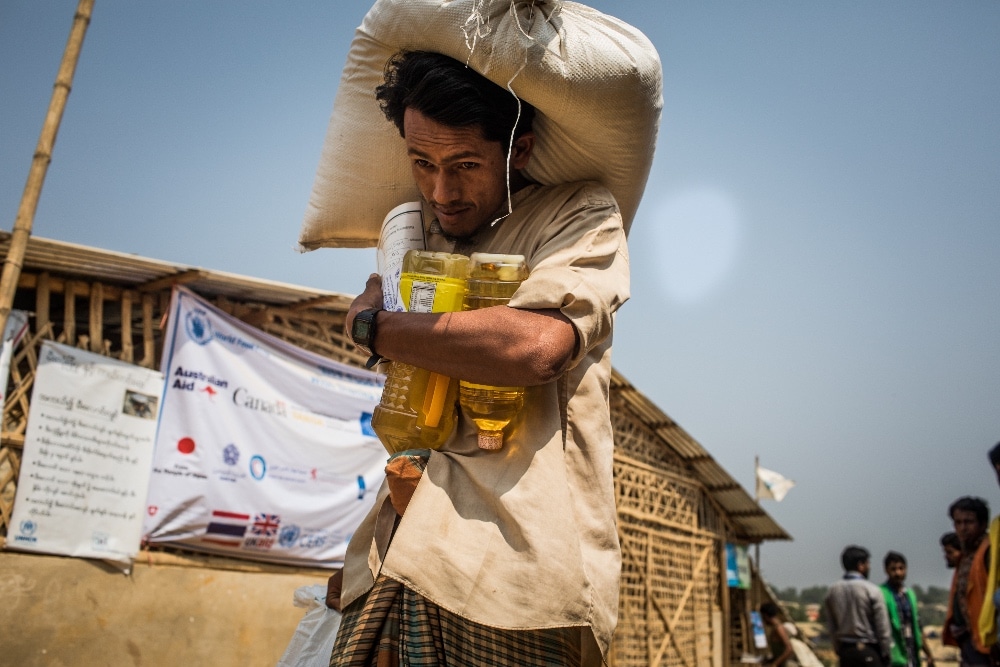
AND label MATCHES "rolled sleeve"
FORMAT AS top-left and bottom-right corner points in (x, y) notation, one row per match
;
(507, 190), (630, 368)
